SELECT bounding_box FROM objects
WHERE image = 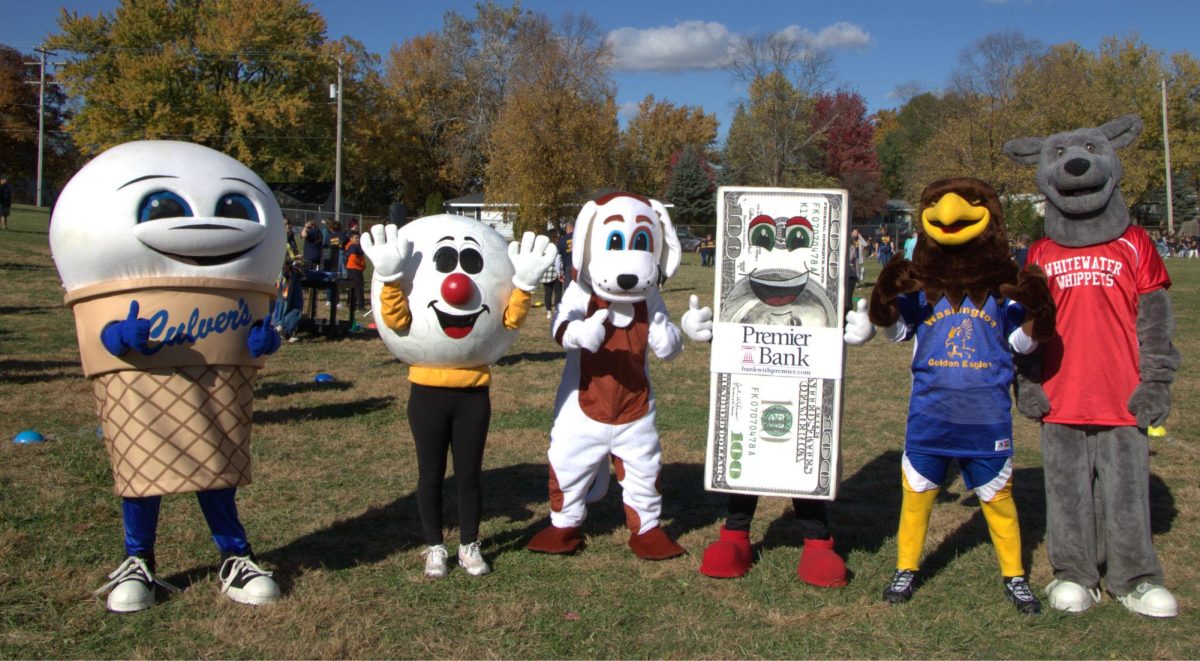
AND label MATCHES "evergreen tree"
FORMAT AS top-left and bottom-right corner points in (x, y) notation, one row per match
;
(665, 145), (716, 227)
